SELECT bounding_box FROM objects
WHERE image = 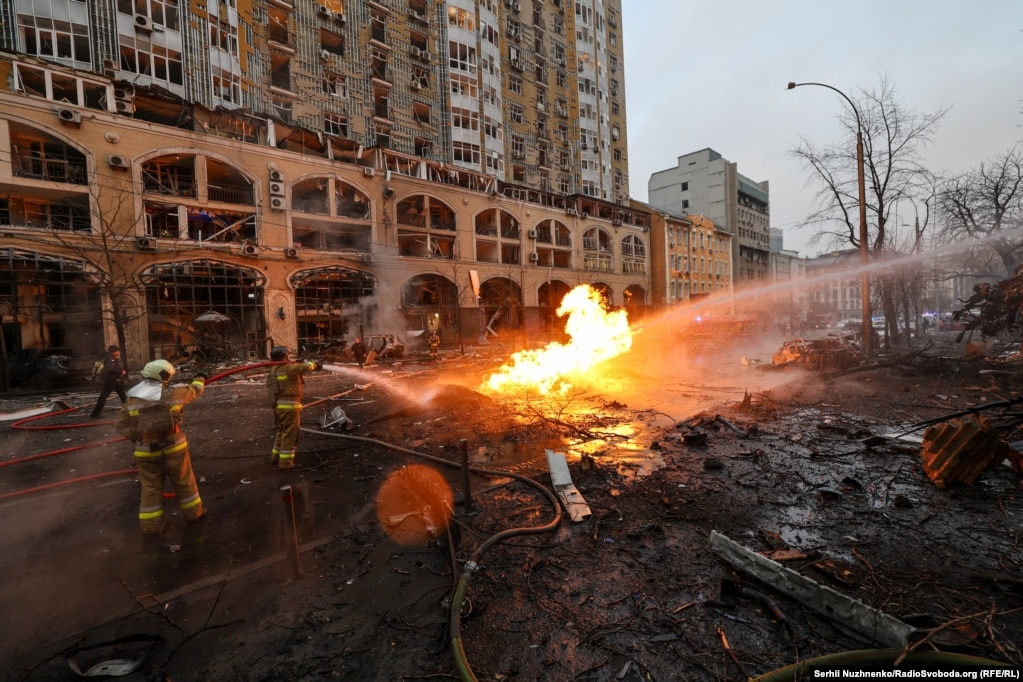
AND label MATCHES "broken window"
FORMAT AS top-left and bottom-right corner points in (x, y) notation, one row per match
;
(0, 249), (103, 359)
(140, 259), (266, 362)
(291, 265), (377, 353)
(397, 195), (457, 259)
